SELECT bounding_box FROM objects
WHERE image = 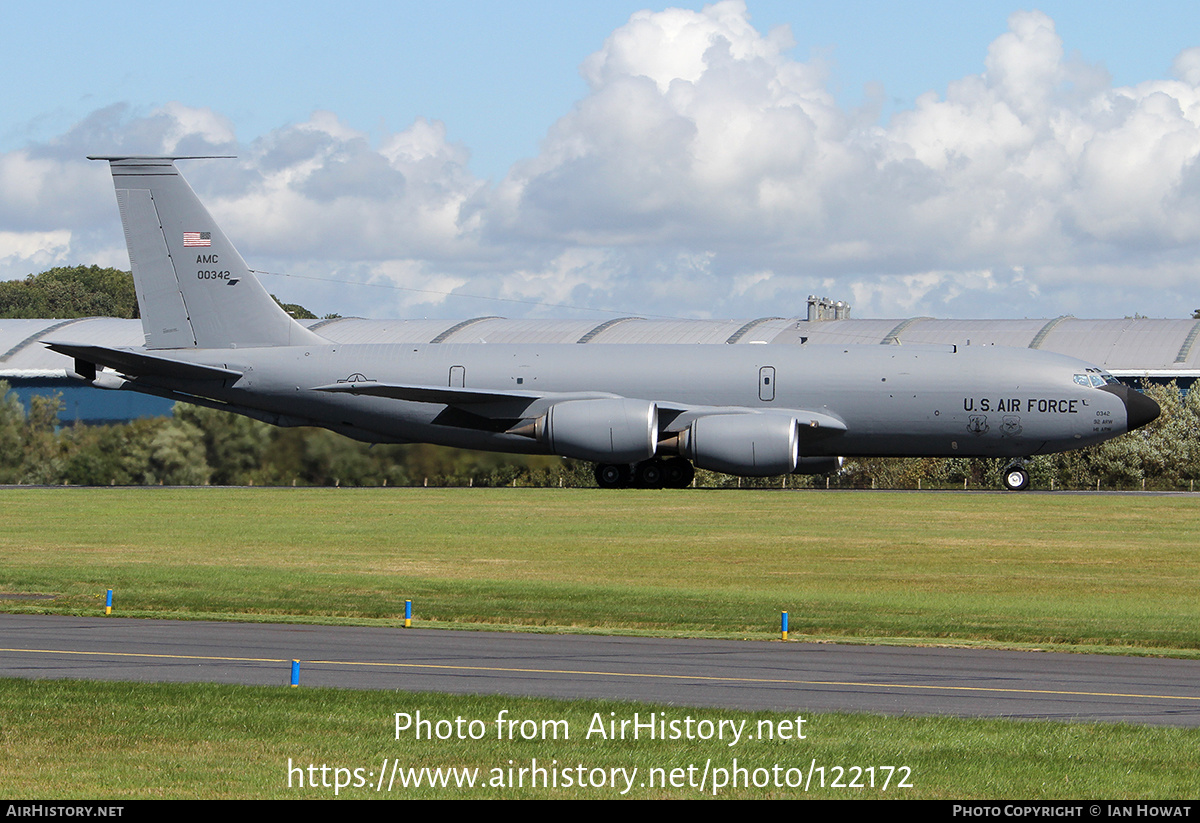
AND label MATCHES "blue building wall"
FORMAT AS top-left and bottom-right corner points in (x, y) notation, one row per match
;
(7, 379), (175, 425)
